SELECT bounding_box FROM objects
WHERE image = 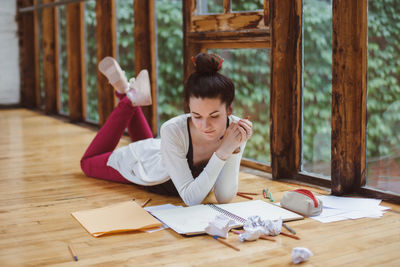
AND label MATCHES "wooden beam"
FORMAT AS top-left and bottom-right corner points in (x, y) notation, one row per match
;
(331, 0), (367, 194)
(241, 159), (272, 173)
(190, 11), (267, 33)
(42, 0), (59, 114)
(187, 28), (270, 44)
(66, 2), (86, 122)
(96, 0), (116, 125)
(183, 0), (201, 85)
(270, 0), (302, 179)
(264, 0), (270, 26)
(134, 0), (157, 135)
(17, 0), (40, 109)
(199, 42), (270, 50)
